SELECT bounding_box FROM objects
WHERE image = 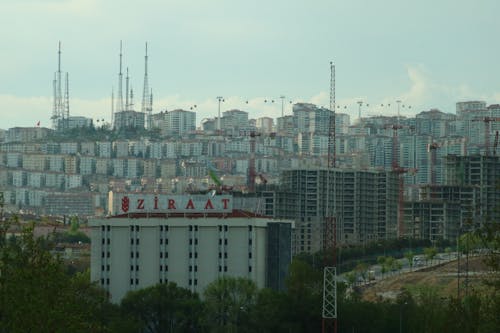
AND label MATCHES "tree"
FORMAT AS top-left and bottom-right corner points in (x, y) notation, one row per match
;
(424, 246), (438, 265)
(404, 251), (415, 271)
(0, 221), (117, 332)
(121, 282), (202, 333)
(203, 276), (257, 332)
